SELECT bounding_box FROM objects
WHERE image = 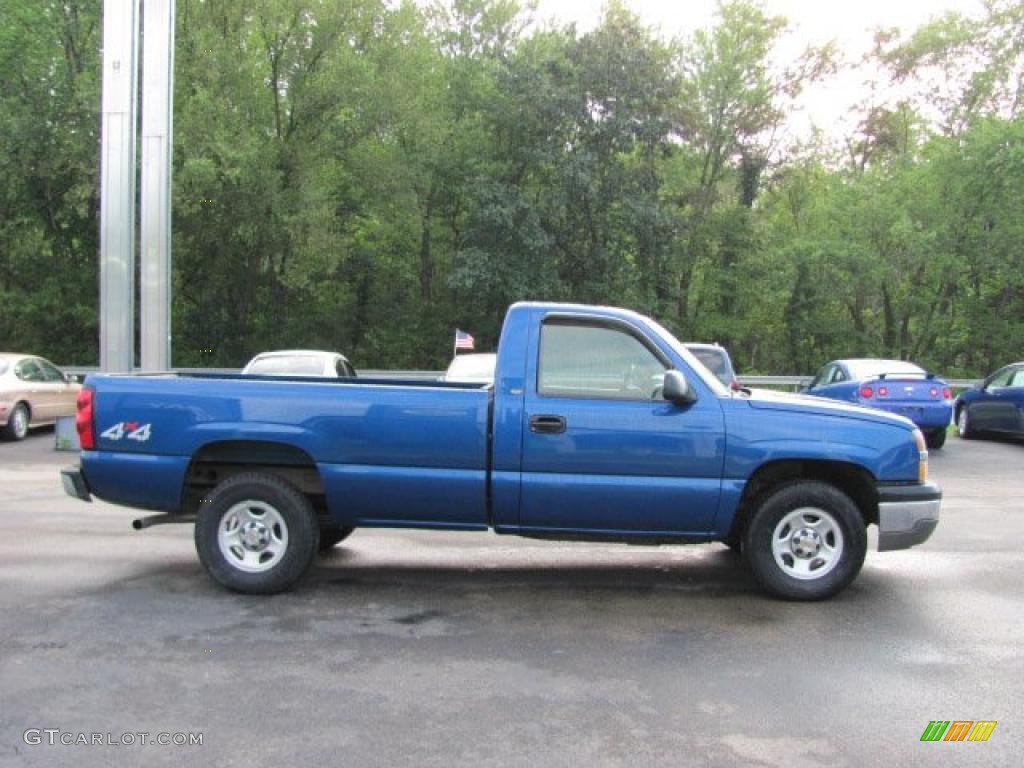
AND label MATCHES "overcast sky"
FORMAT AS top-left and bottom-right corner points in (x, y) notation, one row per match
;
(533, 0), (982, 40)
(532, 0), (986, 138)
